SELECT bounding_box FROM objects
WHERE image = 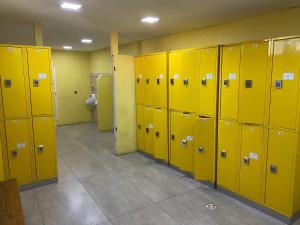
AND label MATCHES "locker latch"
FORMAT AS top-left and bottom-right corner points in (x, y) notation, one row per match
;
(245, 80), (252, 88)
(11, 150), (18, 157)
(197, 146), (204, 153)
(181, 140), (187, 147)
(155, 131), (160, 137)
(275, 80), (282, 89)
(33, 79), (40, 87)
(220, 150), (226, 158)
(137, 78), (140, 83)
(223, 80), (229, 87)
(146, 128), (149, 133)
(38, 145), (44, 153)
(243, 157), (250, 165)
(201, 78), (207, 86)
(4, 79), (12, 87)
(157, 79), (160, 85)
(171, 134), (175, 140)
(270, 165), (277, 174)
(183, 78), (189, 85)
(170, 79), (174, 85)
(138, 124), (141, 130)
(146, 79), (150, 84)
